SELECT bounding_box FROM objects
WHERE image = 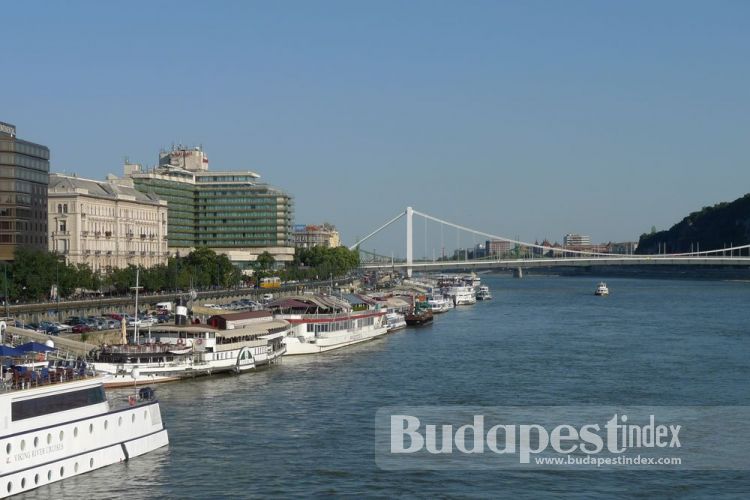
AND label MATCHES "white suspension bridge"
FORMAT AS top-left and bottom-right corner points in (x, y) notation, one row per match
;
(349, 207), (750, 277)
